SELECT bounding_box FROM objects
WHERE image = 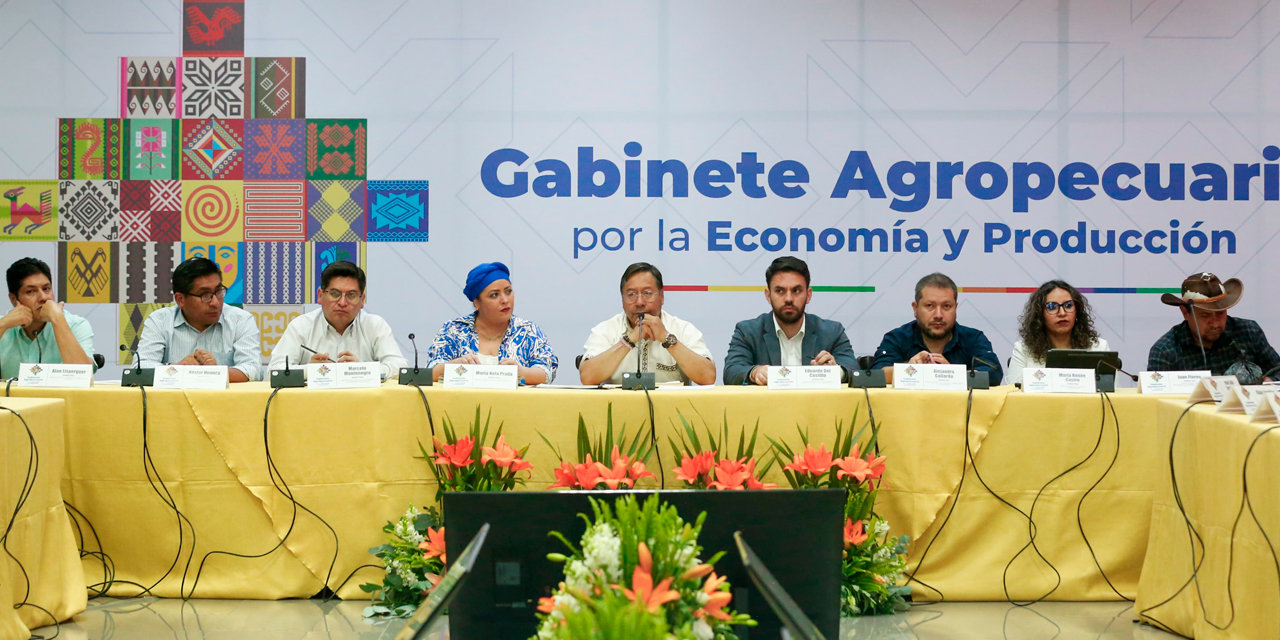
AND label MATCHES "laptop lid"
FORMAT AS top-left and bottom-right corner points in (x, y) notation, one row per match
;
(735, 531), (827, 640)
(394, 522), (490, 640)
